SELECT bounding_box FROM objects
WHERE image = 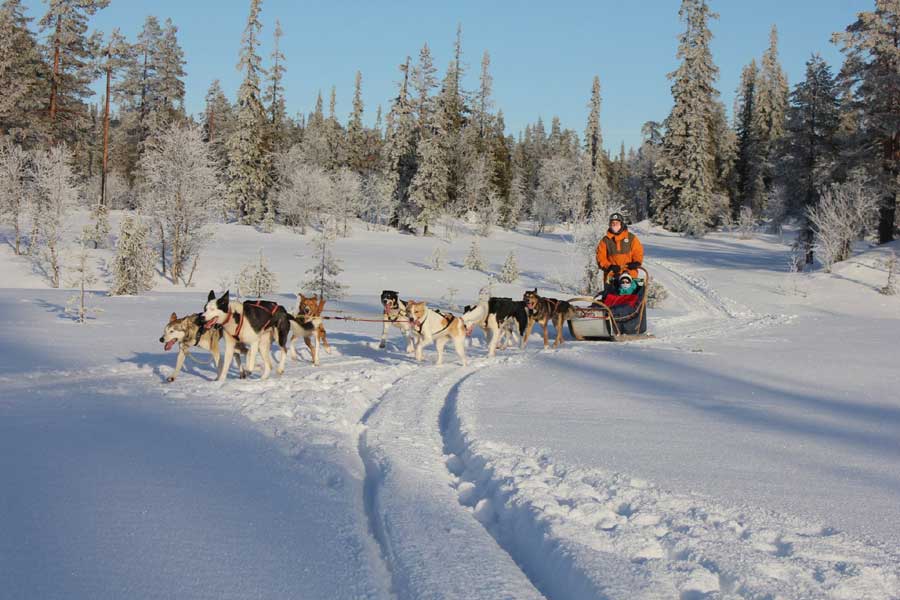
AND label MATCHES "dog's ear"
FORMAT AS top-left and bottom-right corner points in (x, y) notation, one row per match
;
(169, 312), (178, 323)
(208, 290), (215, 302)
(220, 290), (230, 305)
